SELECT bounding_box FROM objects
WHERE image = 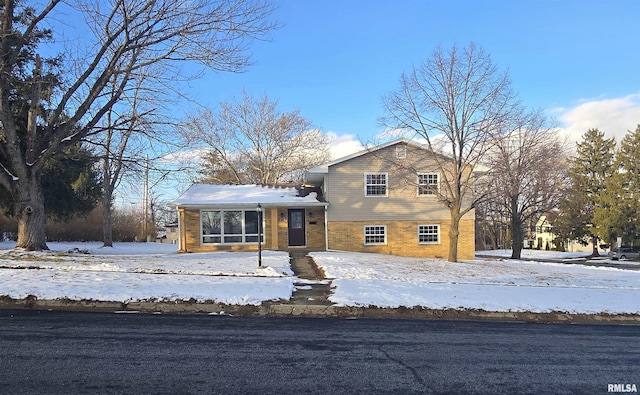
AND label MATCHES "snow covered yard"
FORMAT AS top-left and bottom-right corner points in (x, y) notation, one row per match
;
(0, 241), (639, 315)
(0, 242), (294, 305)
(310, 251), (640, 314)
